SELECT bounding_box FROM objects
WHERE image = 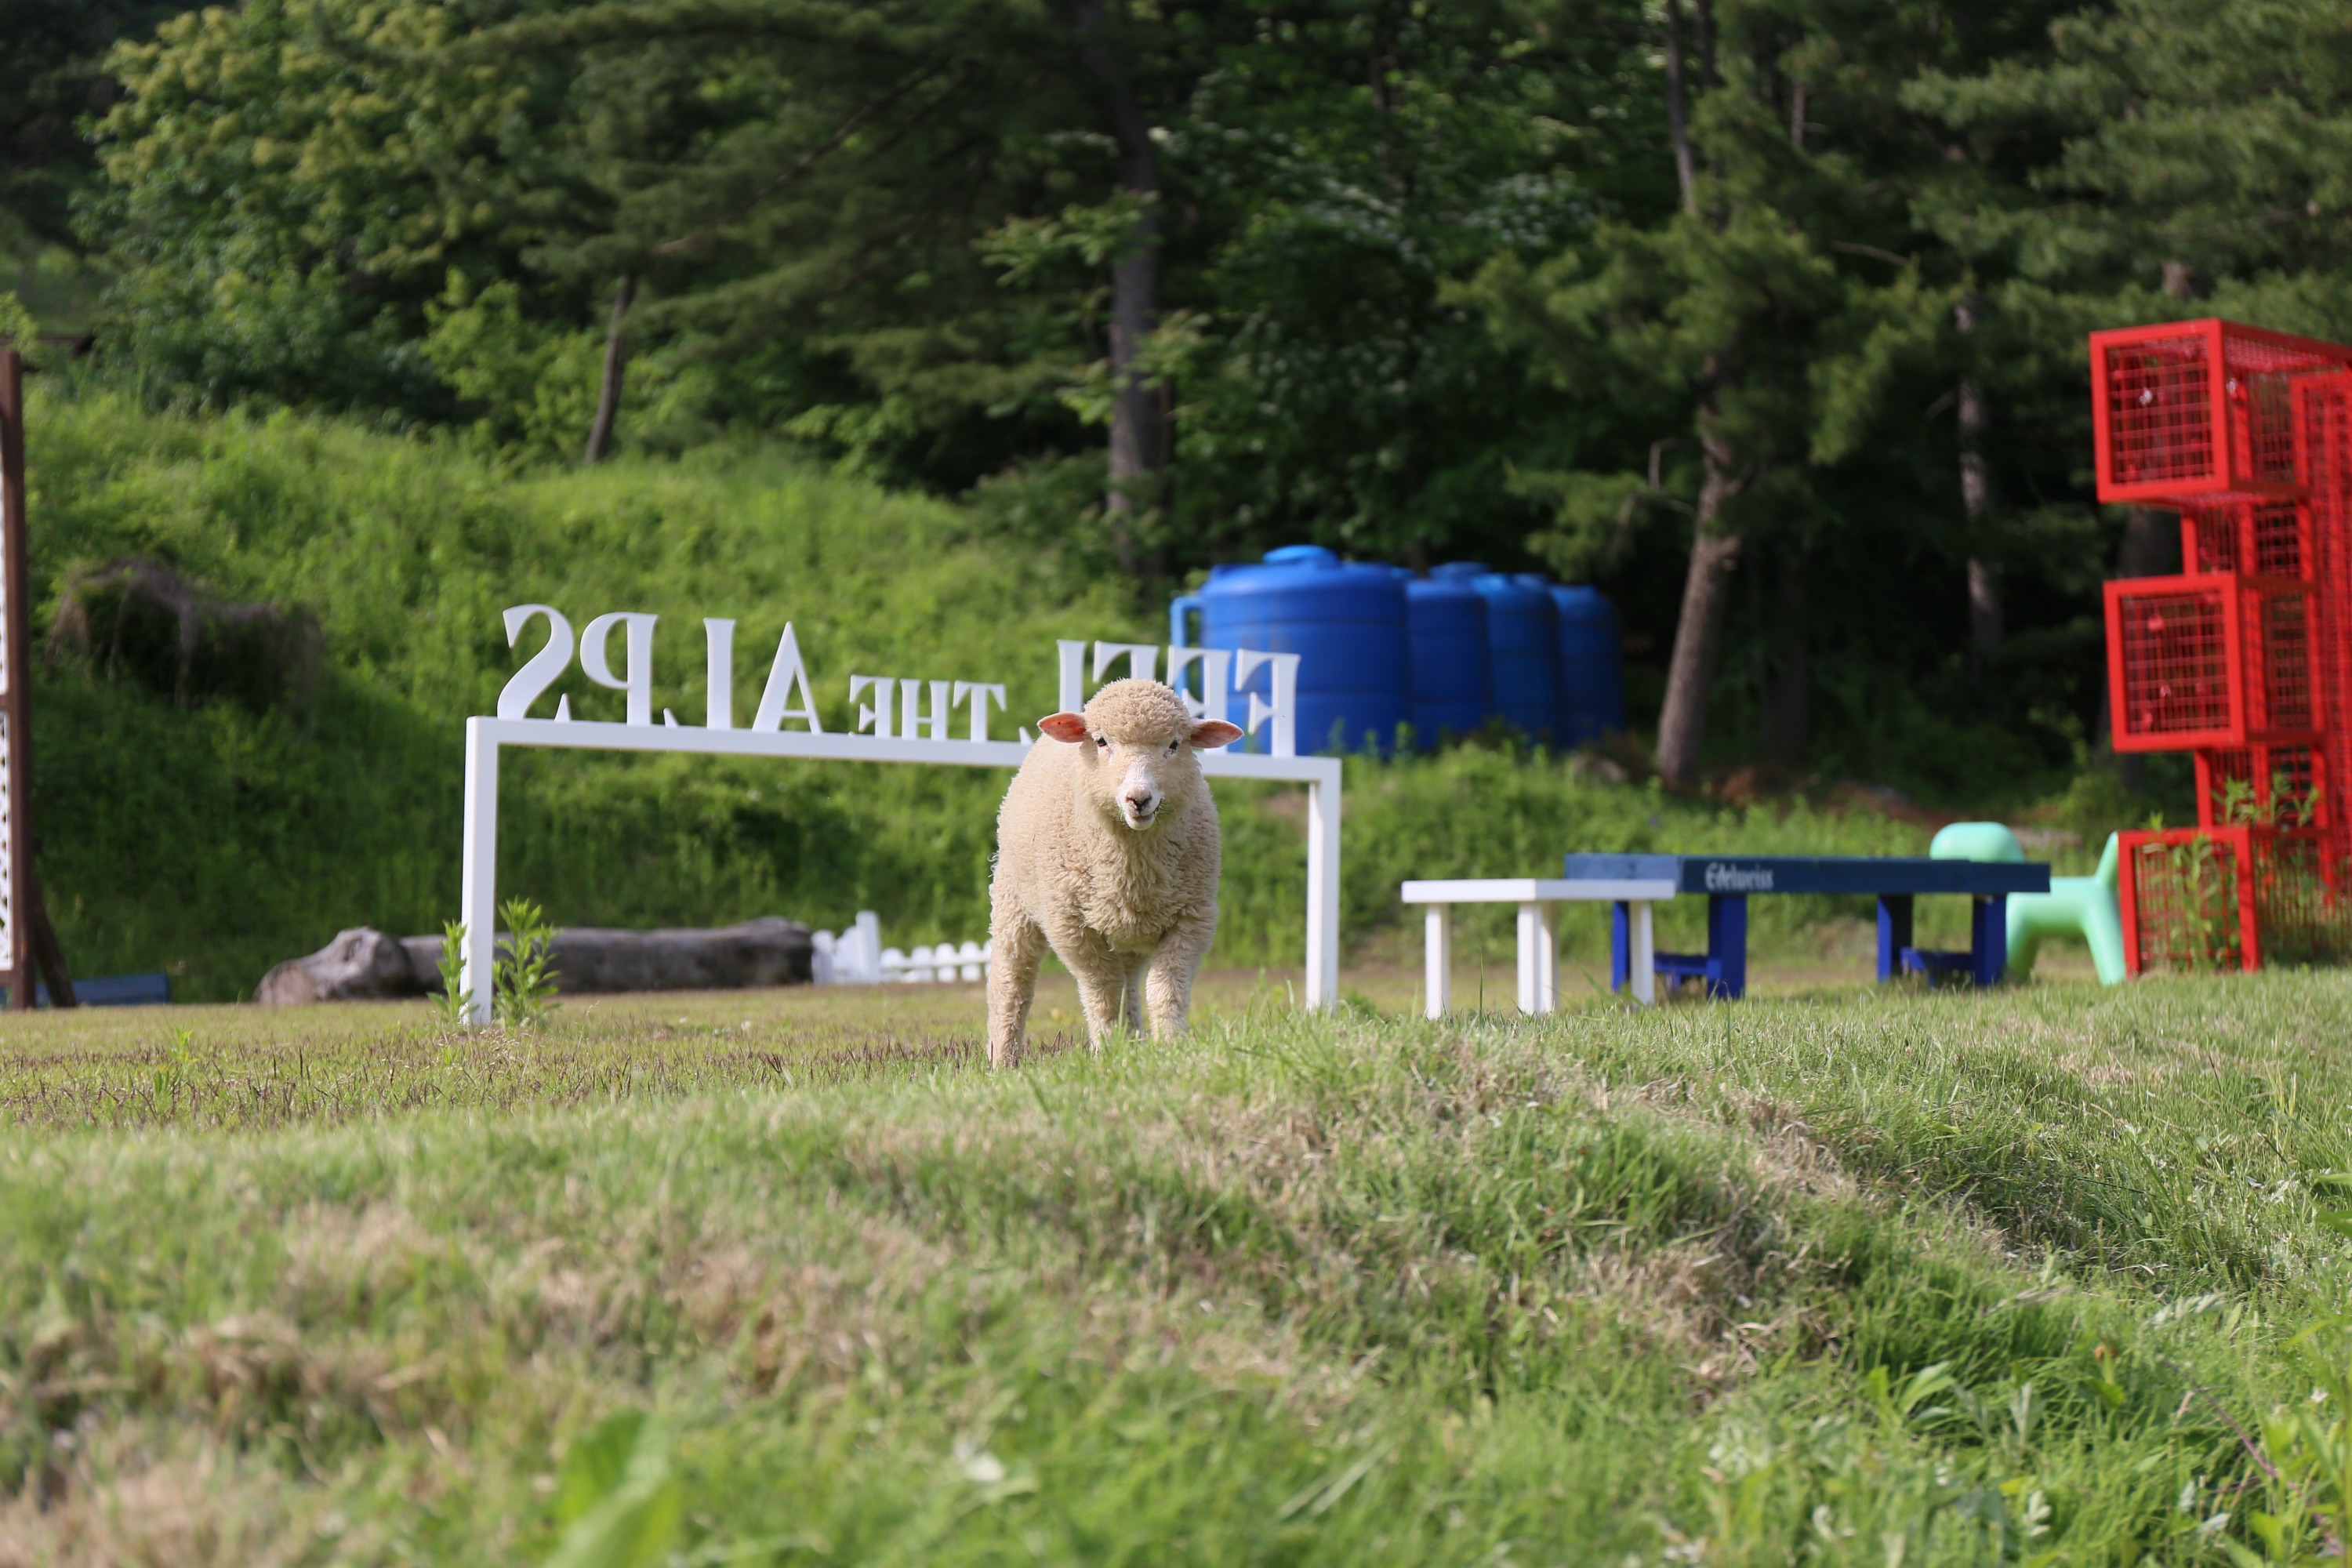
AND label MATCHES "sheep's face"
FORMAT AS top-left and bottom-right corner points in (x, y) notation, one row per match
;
(1038, 679), (1244, 830)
